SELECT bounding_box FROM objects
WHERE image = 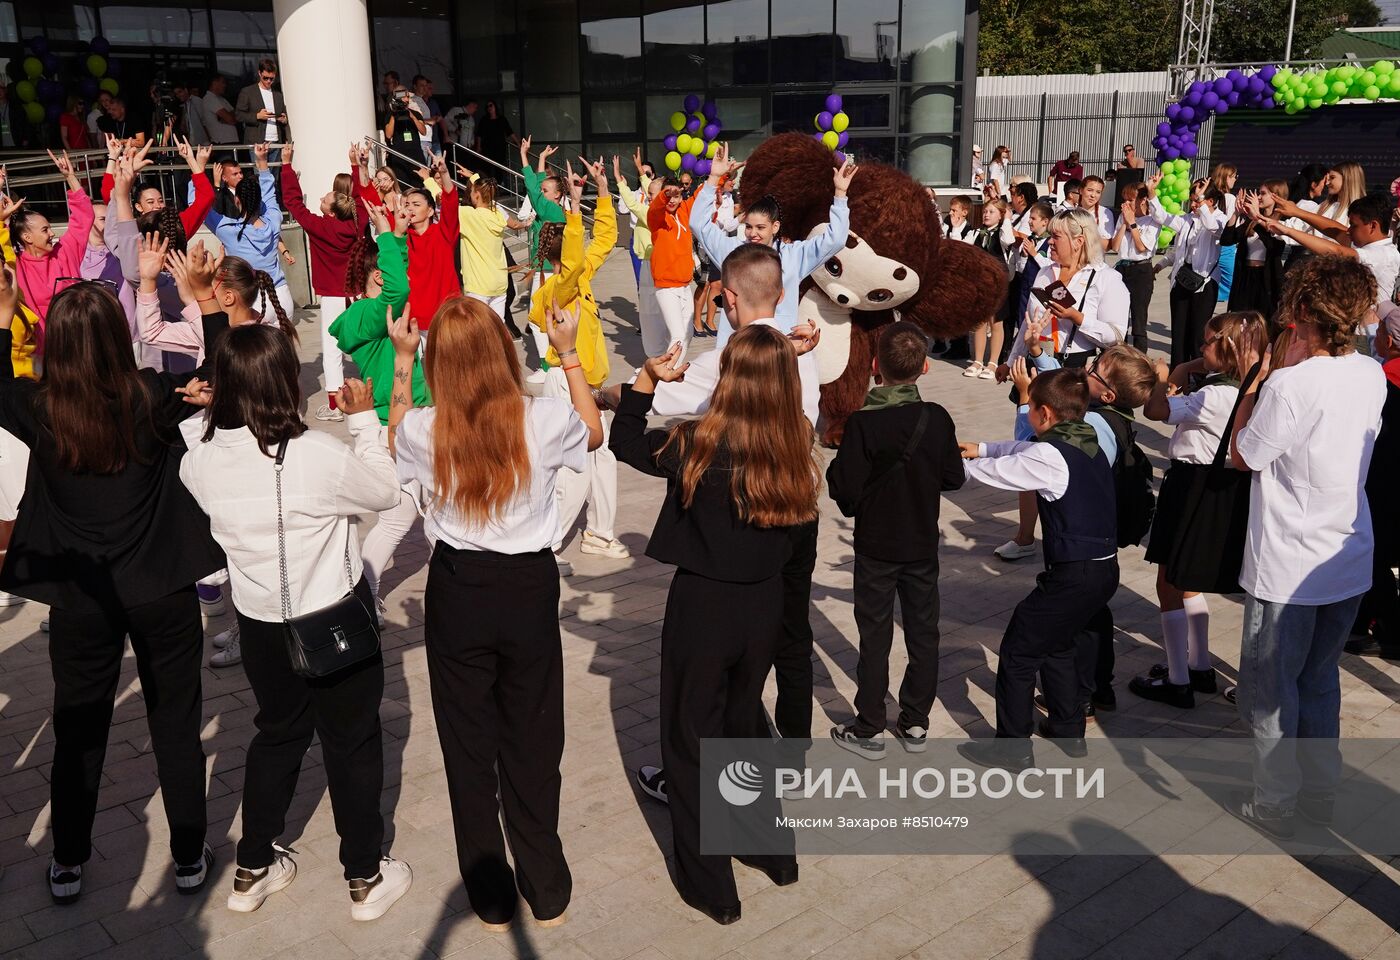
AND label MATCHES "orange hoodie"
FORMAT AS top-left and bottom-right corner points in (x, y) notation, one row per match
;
(647, 189), (699, 289)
